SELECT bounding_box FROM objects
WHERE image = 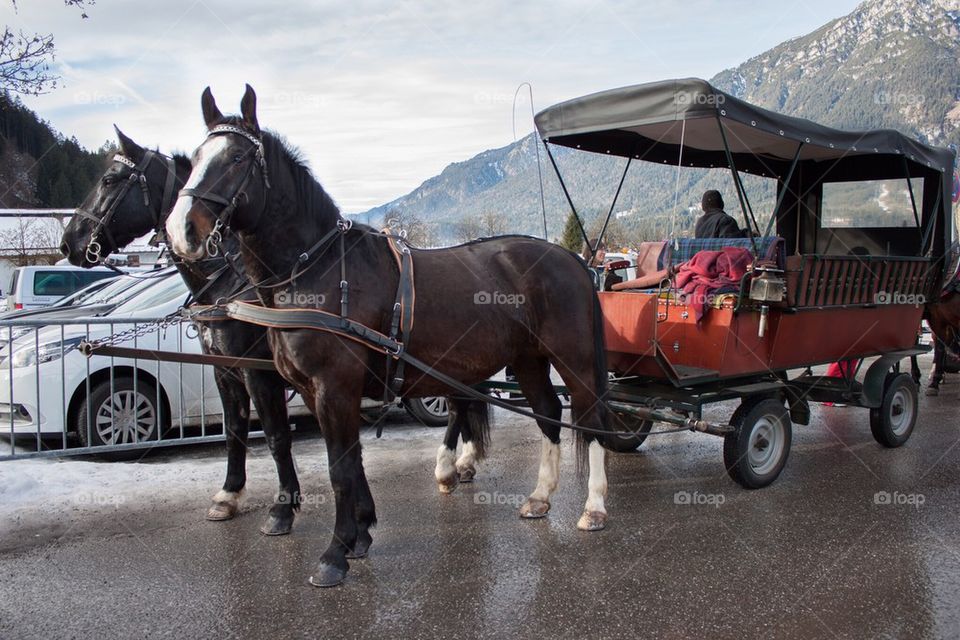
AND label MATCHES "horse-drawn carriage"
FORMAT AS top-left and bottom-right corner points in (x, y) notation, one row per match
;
(484, 77), (958, 488)
(72, 79), (957, 587)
